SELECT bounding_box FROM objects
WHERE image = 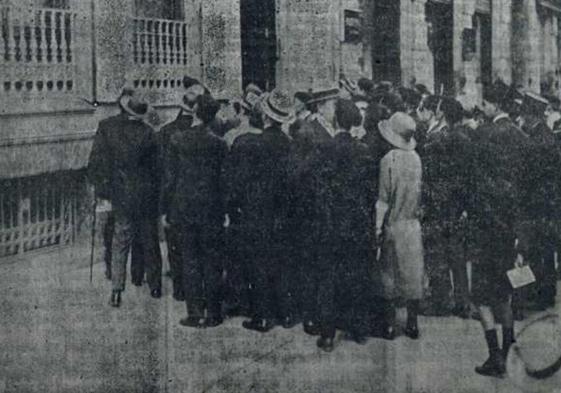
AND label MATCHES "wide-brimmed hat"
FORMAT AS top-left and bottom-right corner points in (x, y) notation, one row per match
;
(307, 88), (340, 105)
(260, 89), (294, 123)
(523, 91), (550, 115)
(507, 313), (561, 393)
(378, 112), (417, 151)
